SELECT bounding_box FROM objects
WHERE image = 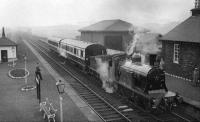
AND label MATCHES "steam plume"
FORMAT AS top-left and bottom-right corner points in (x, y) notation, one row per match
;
(95, 57), (114, 93)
